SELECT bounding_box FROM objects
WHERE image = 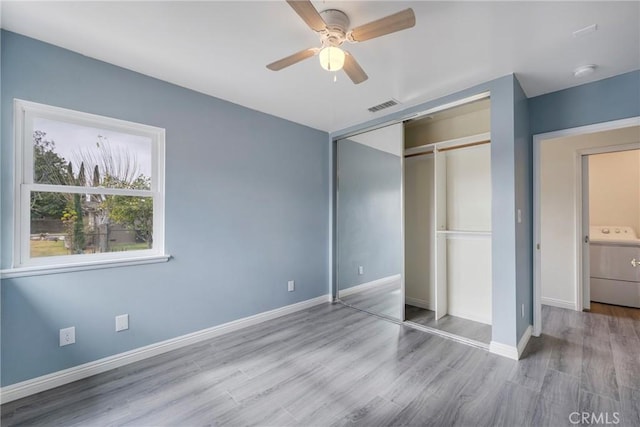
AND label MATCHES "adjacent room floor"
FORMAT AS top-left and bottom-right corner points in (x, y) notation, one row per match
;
(2, 303), (639, 426)
(404, 304), (492, 345)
